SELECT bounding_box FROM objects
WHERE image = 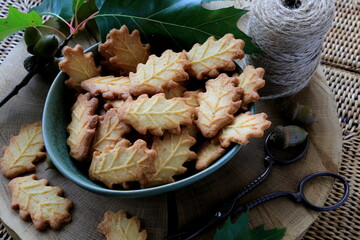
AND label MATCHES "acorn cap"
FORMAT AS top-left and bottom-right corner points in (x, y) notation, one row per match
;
(285, 102), (317, 126)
